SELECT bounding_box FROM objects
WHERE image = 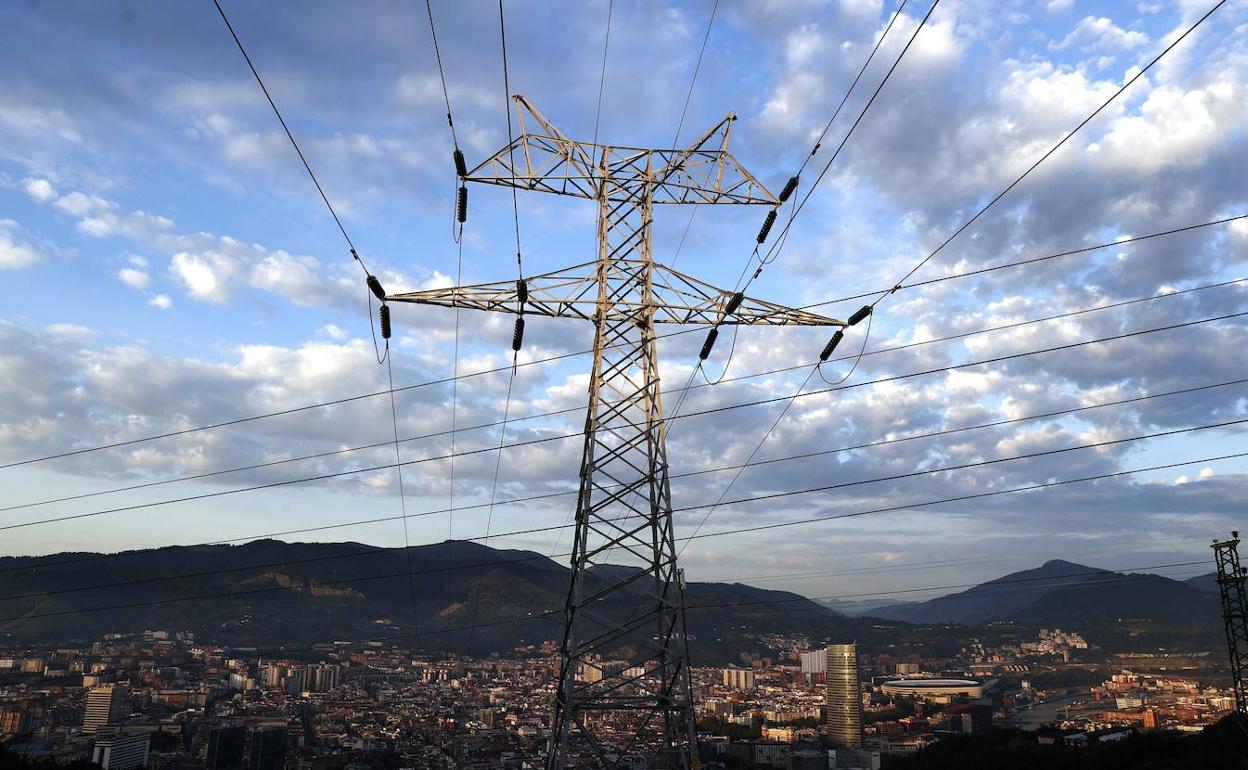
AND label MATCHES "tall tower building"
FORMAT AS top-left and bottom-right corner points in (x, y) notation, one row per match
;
(83, 685), (127, 735)
(824, 644), (862, 749)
